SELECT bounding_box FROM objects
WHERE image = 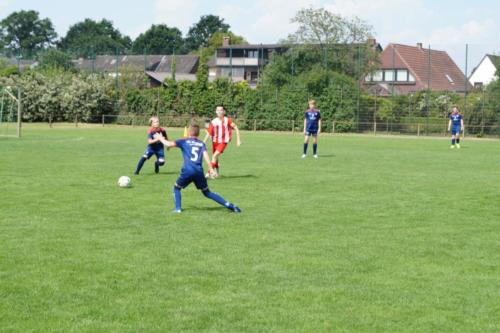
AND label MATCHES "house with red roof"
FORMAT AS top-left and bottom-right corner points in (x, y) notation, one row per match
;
(364, 43), (472, 96)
